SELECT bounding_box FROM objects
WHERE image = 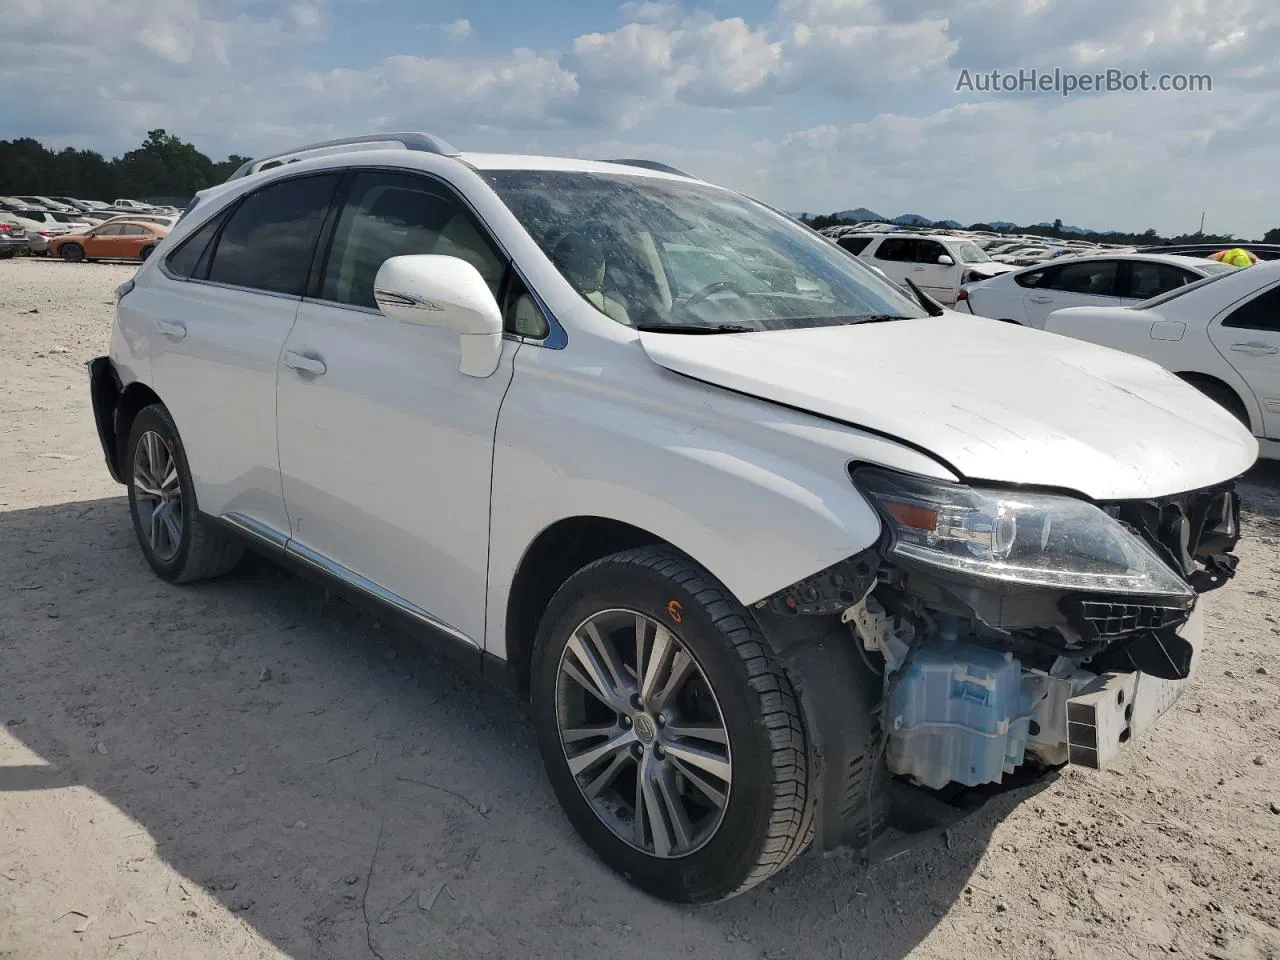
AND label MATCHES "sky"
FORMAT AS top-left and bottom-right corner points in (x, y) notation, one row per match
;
(2, 0), (1276, 237)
